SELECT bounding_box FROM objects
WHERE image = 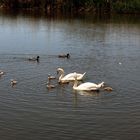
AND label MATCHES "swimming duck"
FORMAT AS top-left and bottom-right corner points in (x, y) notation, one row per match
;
(46, 77), (55, 89)
(28, 56), (40, 62)
(58, 53), (70, 58)
(0, 70), (4, 76)
(46, 82), (55, 89)
(11, 79), (18, 86)
(73, 73), (104, 91)
(57, 68), (86, 84)
(104, 86), (113, 91)
(48, 74), (56, 80)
